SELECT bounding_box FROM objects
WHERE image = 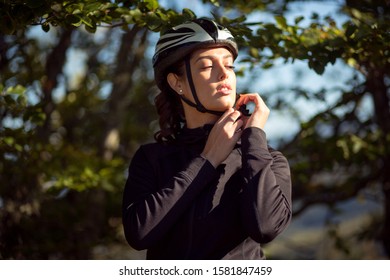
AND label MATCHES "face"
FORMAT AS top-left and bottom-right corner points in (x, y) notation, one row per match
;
(182, 47), (237, 112)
